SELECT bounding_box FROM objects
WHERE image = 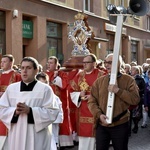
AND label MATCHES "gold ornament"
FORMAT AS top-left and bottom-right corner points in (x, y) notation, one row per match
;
(79, 78), (89, 91)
